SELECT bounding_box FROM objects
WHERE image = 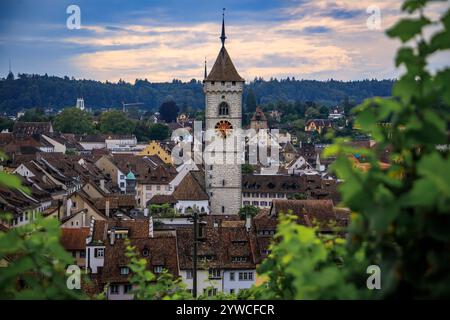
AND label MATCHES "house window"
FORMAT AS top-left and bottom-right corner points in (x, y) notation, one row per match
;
(120, 182), (125, 188)
(94, 248), (104, 257)
(238, 272), (254, 281)
(120, 175), (125, 179)
(79, 250), (86, 258)
(72, 202), (77, 208)
(203, 288), (218, 297)
(232, 256), (248, 263)
(186, 270), (193, 279)
(252, 201), (259, 206)
(156, 185), (161, 191)
(218, 102), (229, 116)
(154, 266), (164, 274)
(120, 267), (129, 275)
(110, 284), (119, 294)
(243, 201), (250, 205)
(146, 185), (152, 190)
(230, 289), (235, 294)
(124, 284), (132, 294)
(230, 272), (235, 281)
(209, 268), (221, 279)
(232, 81), (236, 86)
